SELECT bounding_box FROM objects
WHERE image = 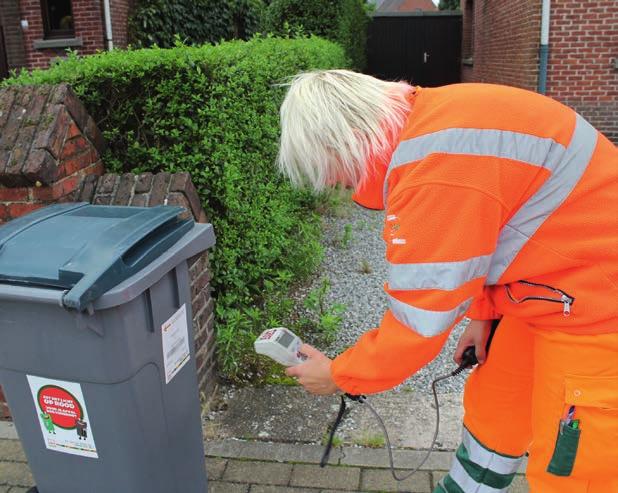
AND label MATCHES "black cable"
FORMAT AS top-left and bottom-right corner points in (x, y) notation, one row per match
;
(320, 346), (481, 485)
(320, 394), (349, 467)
